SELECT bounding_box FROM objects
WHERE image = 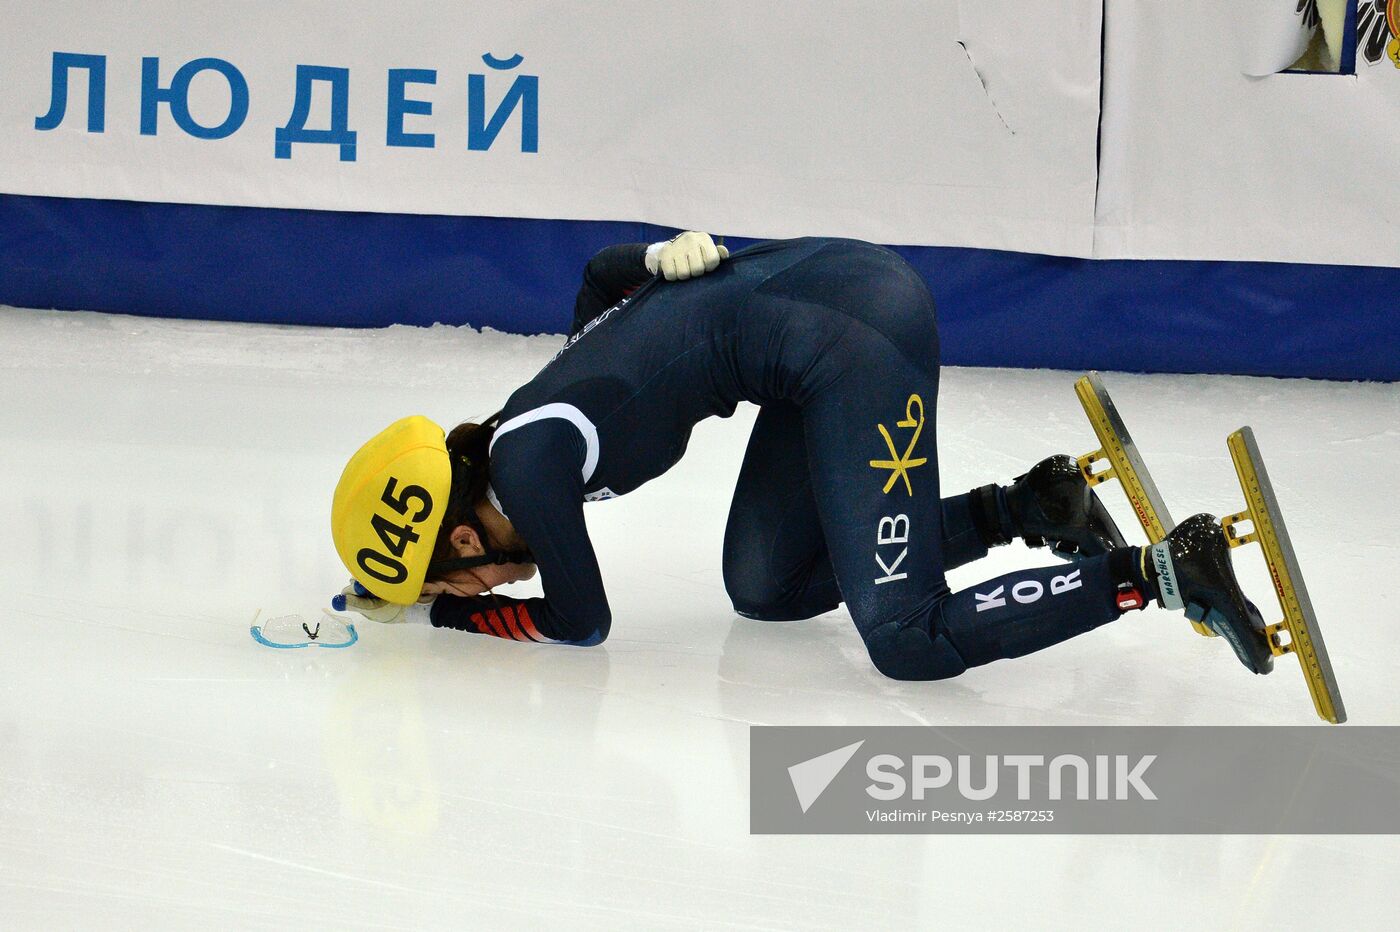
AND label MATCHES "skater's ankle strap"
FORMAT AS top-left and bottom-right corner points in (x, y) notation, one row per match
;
(969, 484), (1011, 548)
